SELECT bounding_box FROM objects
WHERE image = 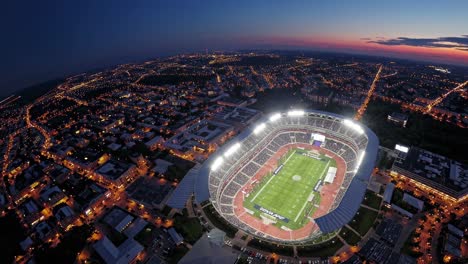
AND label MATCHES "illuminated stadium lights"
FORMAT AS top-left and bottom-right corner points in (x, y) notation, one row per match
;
(355, 126), (364, 135)
(355, 151), (365, 172)
(343, 119), (364, 134)
(253, 123), (266, 134)
(395, 144), (409, 153)
(210, 156), (224, 171)
(269, 113), (282, 122)
(223, 142), (241, 158)
(343, 119), (353, 125)
(287, 110), (305, 116)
